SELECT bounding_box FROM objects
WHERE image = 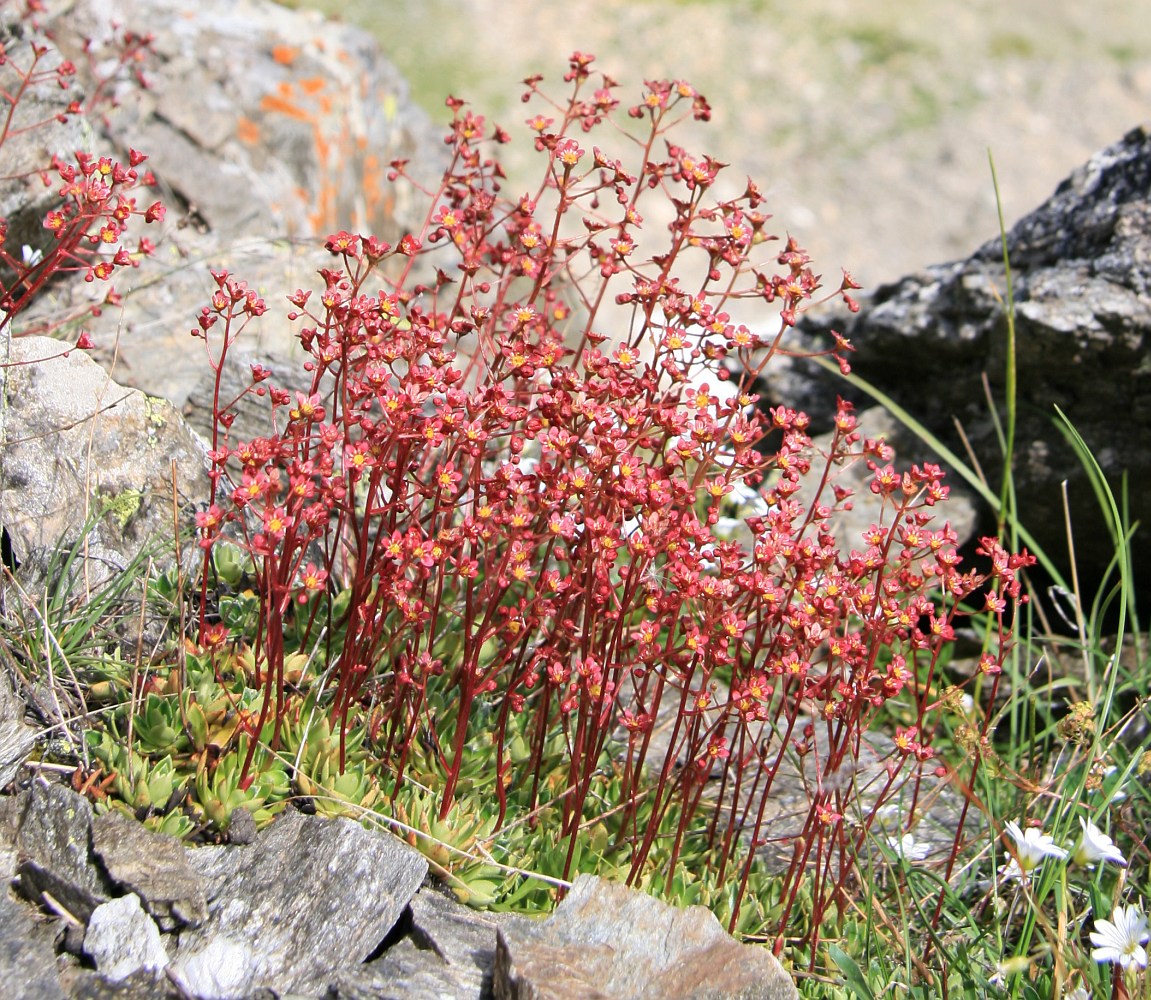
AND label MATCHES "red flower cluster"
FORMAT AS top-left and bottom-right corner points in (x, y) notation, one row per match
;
(193, 52), (1033, 937)
(0, 15), (160, 347)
